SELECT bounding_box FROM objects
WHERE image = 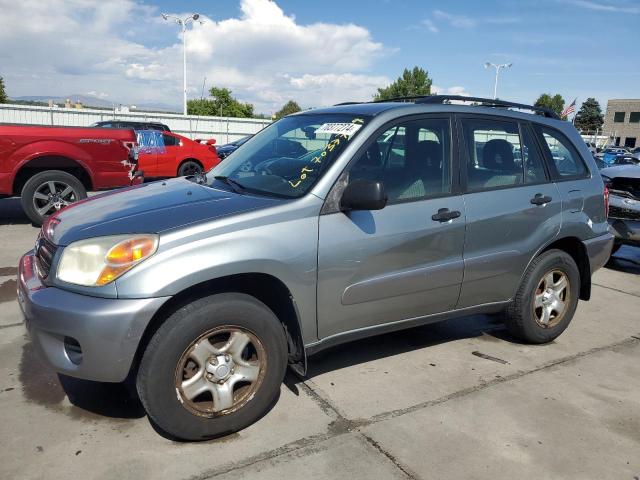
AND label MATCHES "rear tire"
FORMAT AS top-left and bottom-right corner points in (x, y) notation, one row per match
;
(136, 293), (287, 441)
(178, 160), (203, 177)
(504, 249), (580, 344)
(20, 170), (87, 226)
